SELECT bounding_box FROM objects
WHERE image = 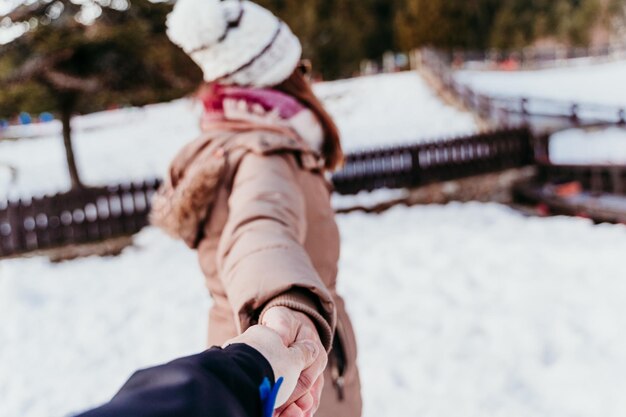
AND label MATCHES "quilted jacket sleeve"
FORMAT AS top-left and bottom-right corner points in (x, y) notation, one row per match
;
(216, 151), (336, 350)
